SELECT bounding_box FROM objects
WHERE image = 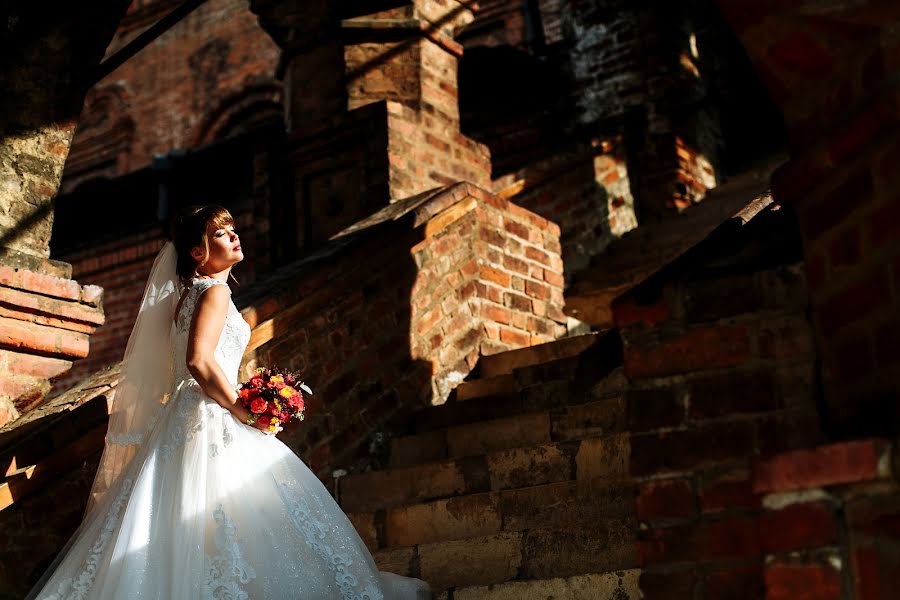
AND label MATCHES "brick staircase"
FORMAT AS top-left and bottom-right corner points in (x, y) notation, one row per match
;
(337, 332), (644, 598)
